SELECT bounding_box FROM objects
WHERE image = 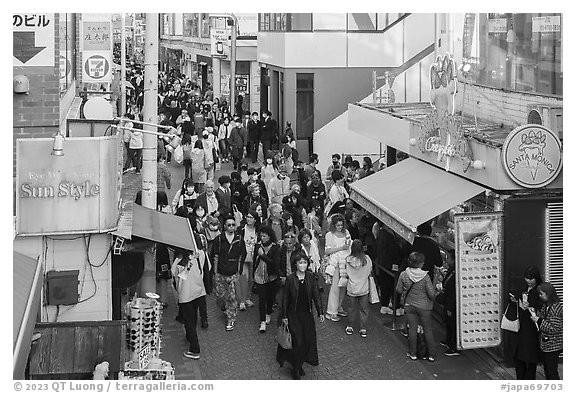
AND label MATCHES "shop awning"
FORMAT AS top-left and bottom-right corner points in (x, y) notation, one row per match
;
(350, 158), (486, 243)
(131, 204), (198, 251)
(13, 251), (43, 379)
